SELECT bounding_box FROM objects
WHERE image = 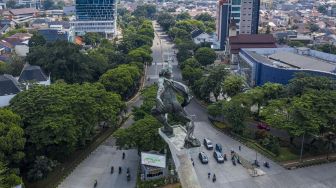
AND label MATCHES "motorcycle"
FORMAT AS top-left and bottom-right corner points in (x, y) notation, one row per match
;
(127, 173), (131, 181)
(232, 159), (236, 166)
(264, 161), (270, 168)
